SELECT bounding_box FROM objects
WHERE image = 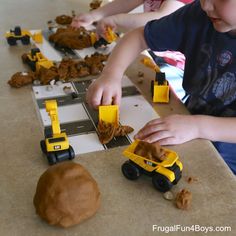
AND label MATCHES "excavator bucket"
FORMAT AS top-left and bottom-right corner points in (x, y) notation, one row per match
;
(141, 57), (160, 72)
(99, 105), (119, 126)
(32, 30), (43, 43)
